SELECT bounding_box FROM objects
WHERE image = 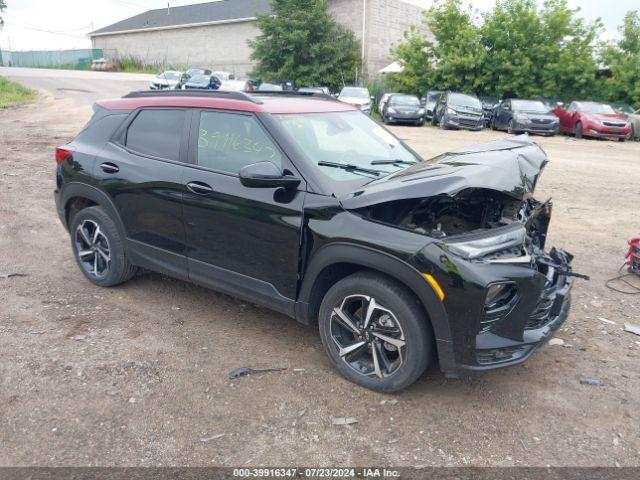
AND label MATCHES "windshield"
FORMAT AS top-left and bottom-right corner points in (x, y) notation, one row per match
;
(449, 93), (482, 109)
(186, 69), (204, 77)
(274, 111), (422, 184)
(578, 102), (616, 114)
(512, 100), (549, 112)
(426, 92), (442, 102)
(340, 87), (369, 98)
(157, 71), (181, 81)
(189, 75), (208, 84)
(611, 104), (634, 114)
(389, 95), (420, 106)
